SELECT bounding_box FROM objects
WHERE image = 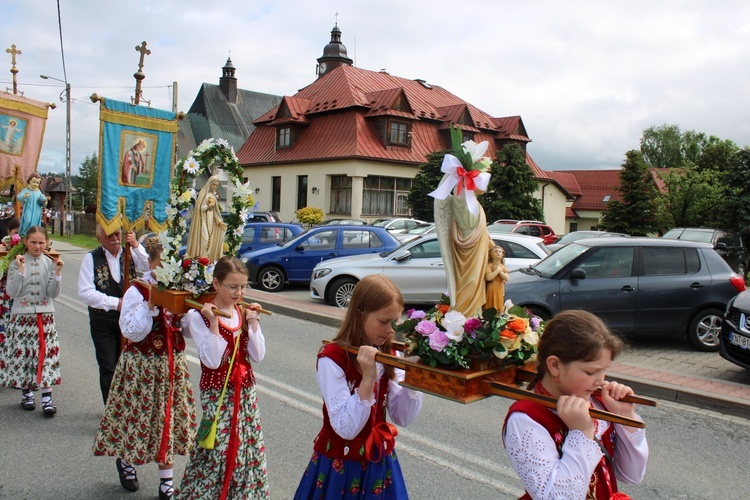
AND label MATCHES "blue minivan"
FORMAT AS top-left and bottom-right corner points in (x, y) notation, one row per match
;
(241, 225), (401, 292)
